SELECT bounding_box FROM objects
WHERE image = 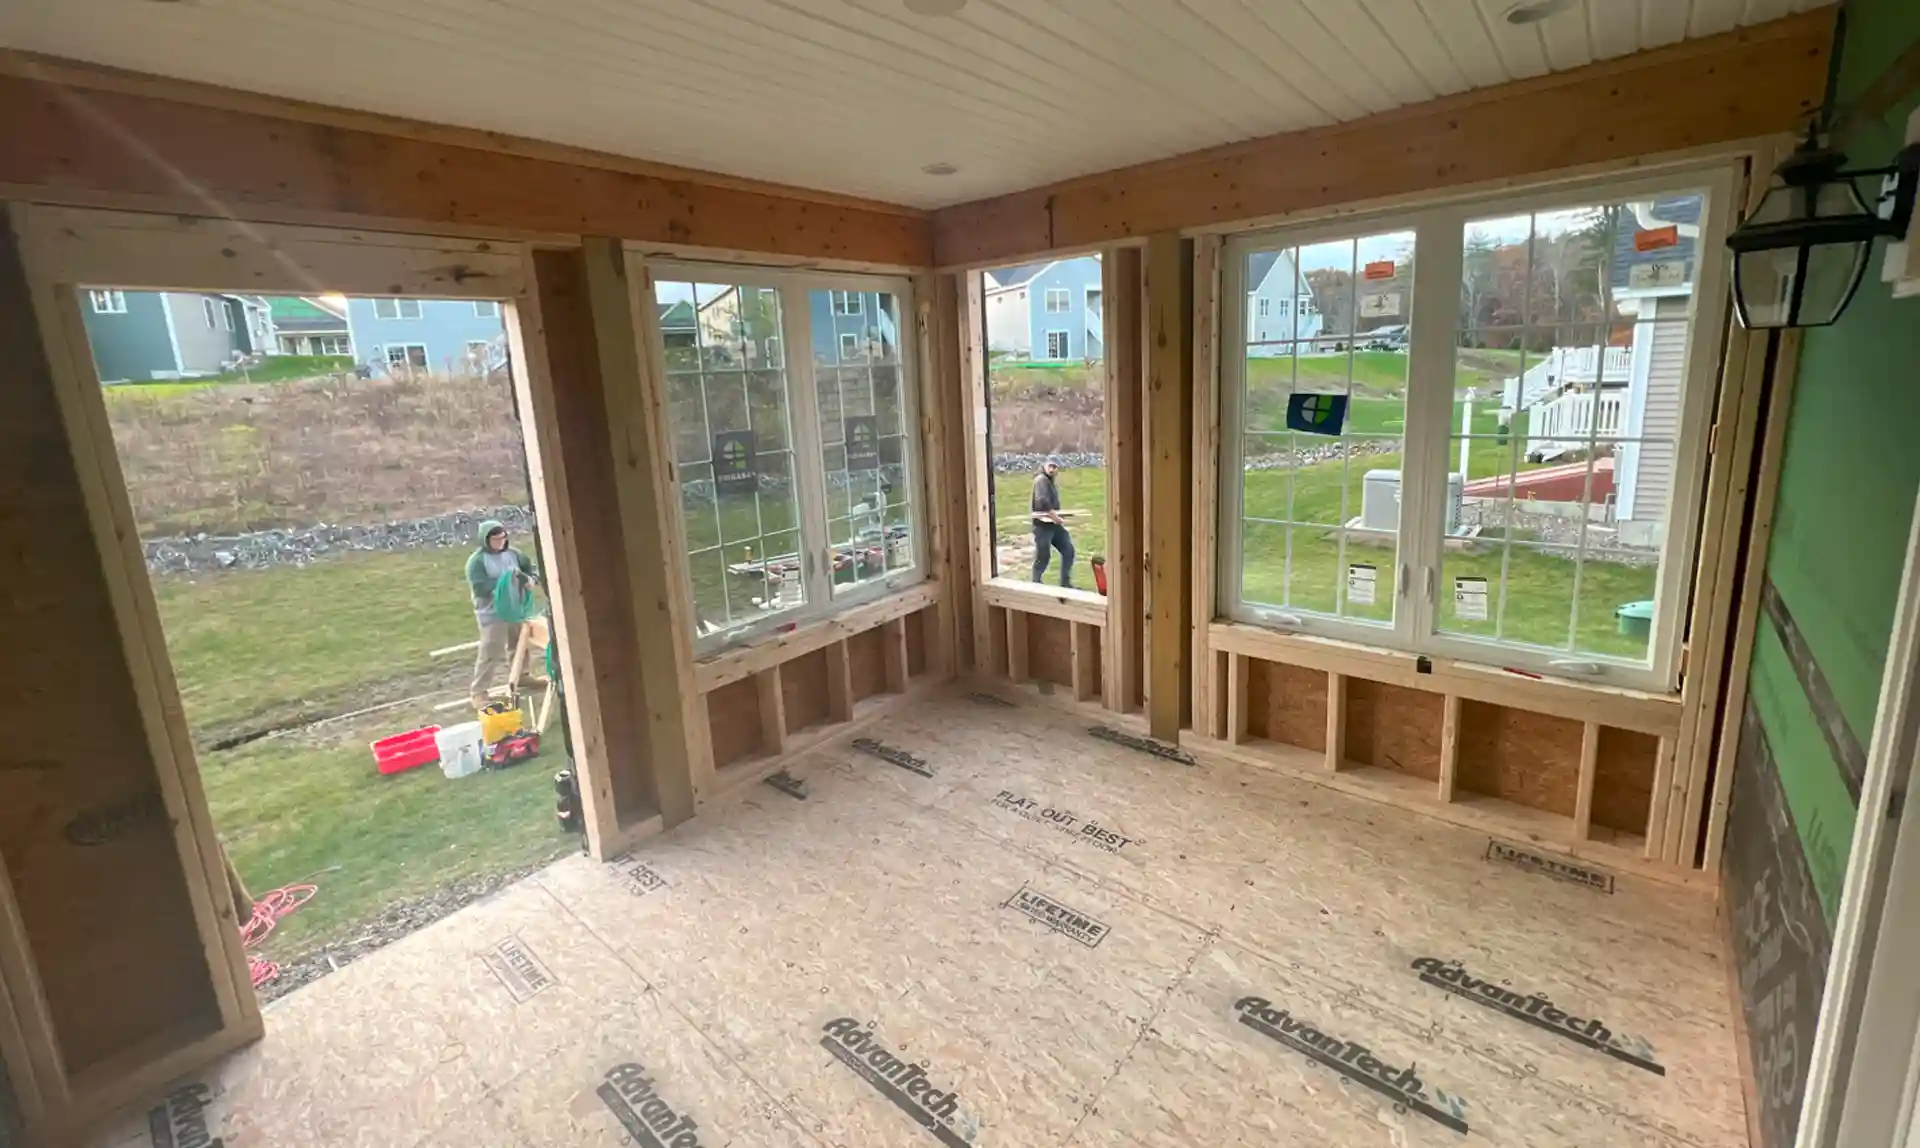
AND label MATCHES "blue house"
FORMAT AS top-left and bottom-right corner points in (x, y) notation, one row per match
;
(982, 258), (1104, 362)
(345, 296), (509, 375)
(807, 288), (901, 364)
(79, 289), (261, 383)
(1245, 249), (1326, 354)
